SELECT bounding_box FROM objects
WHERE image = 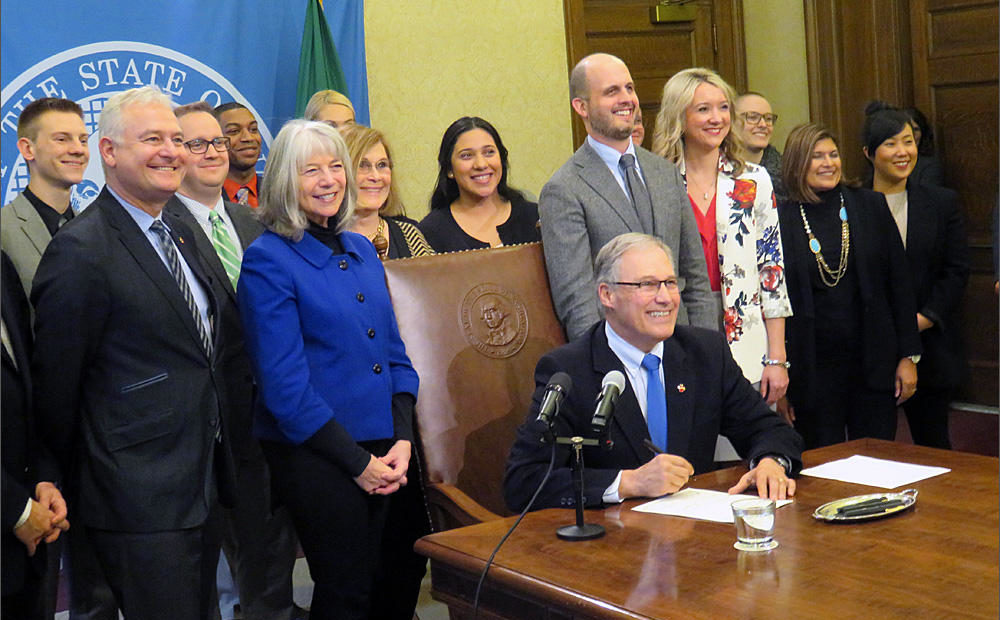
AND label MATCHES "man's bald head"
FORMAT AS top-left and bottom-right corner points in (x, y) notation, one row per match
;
(569, 53), (628, 102)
